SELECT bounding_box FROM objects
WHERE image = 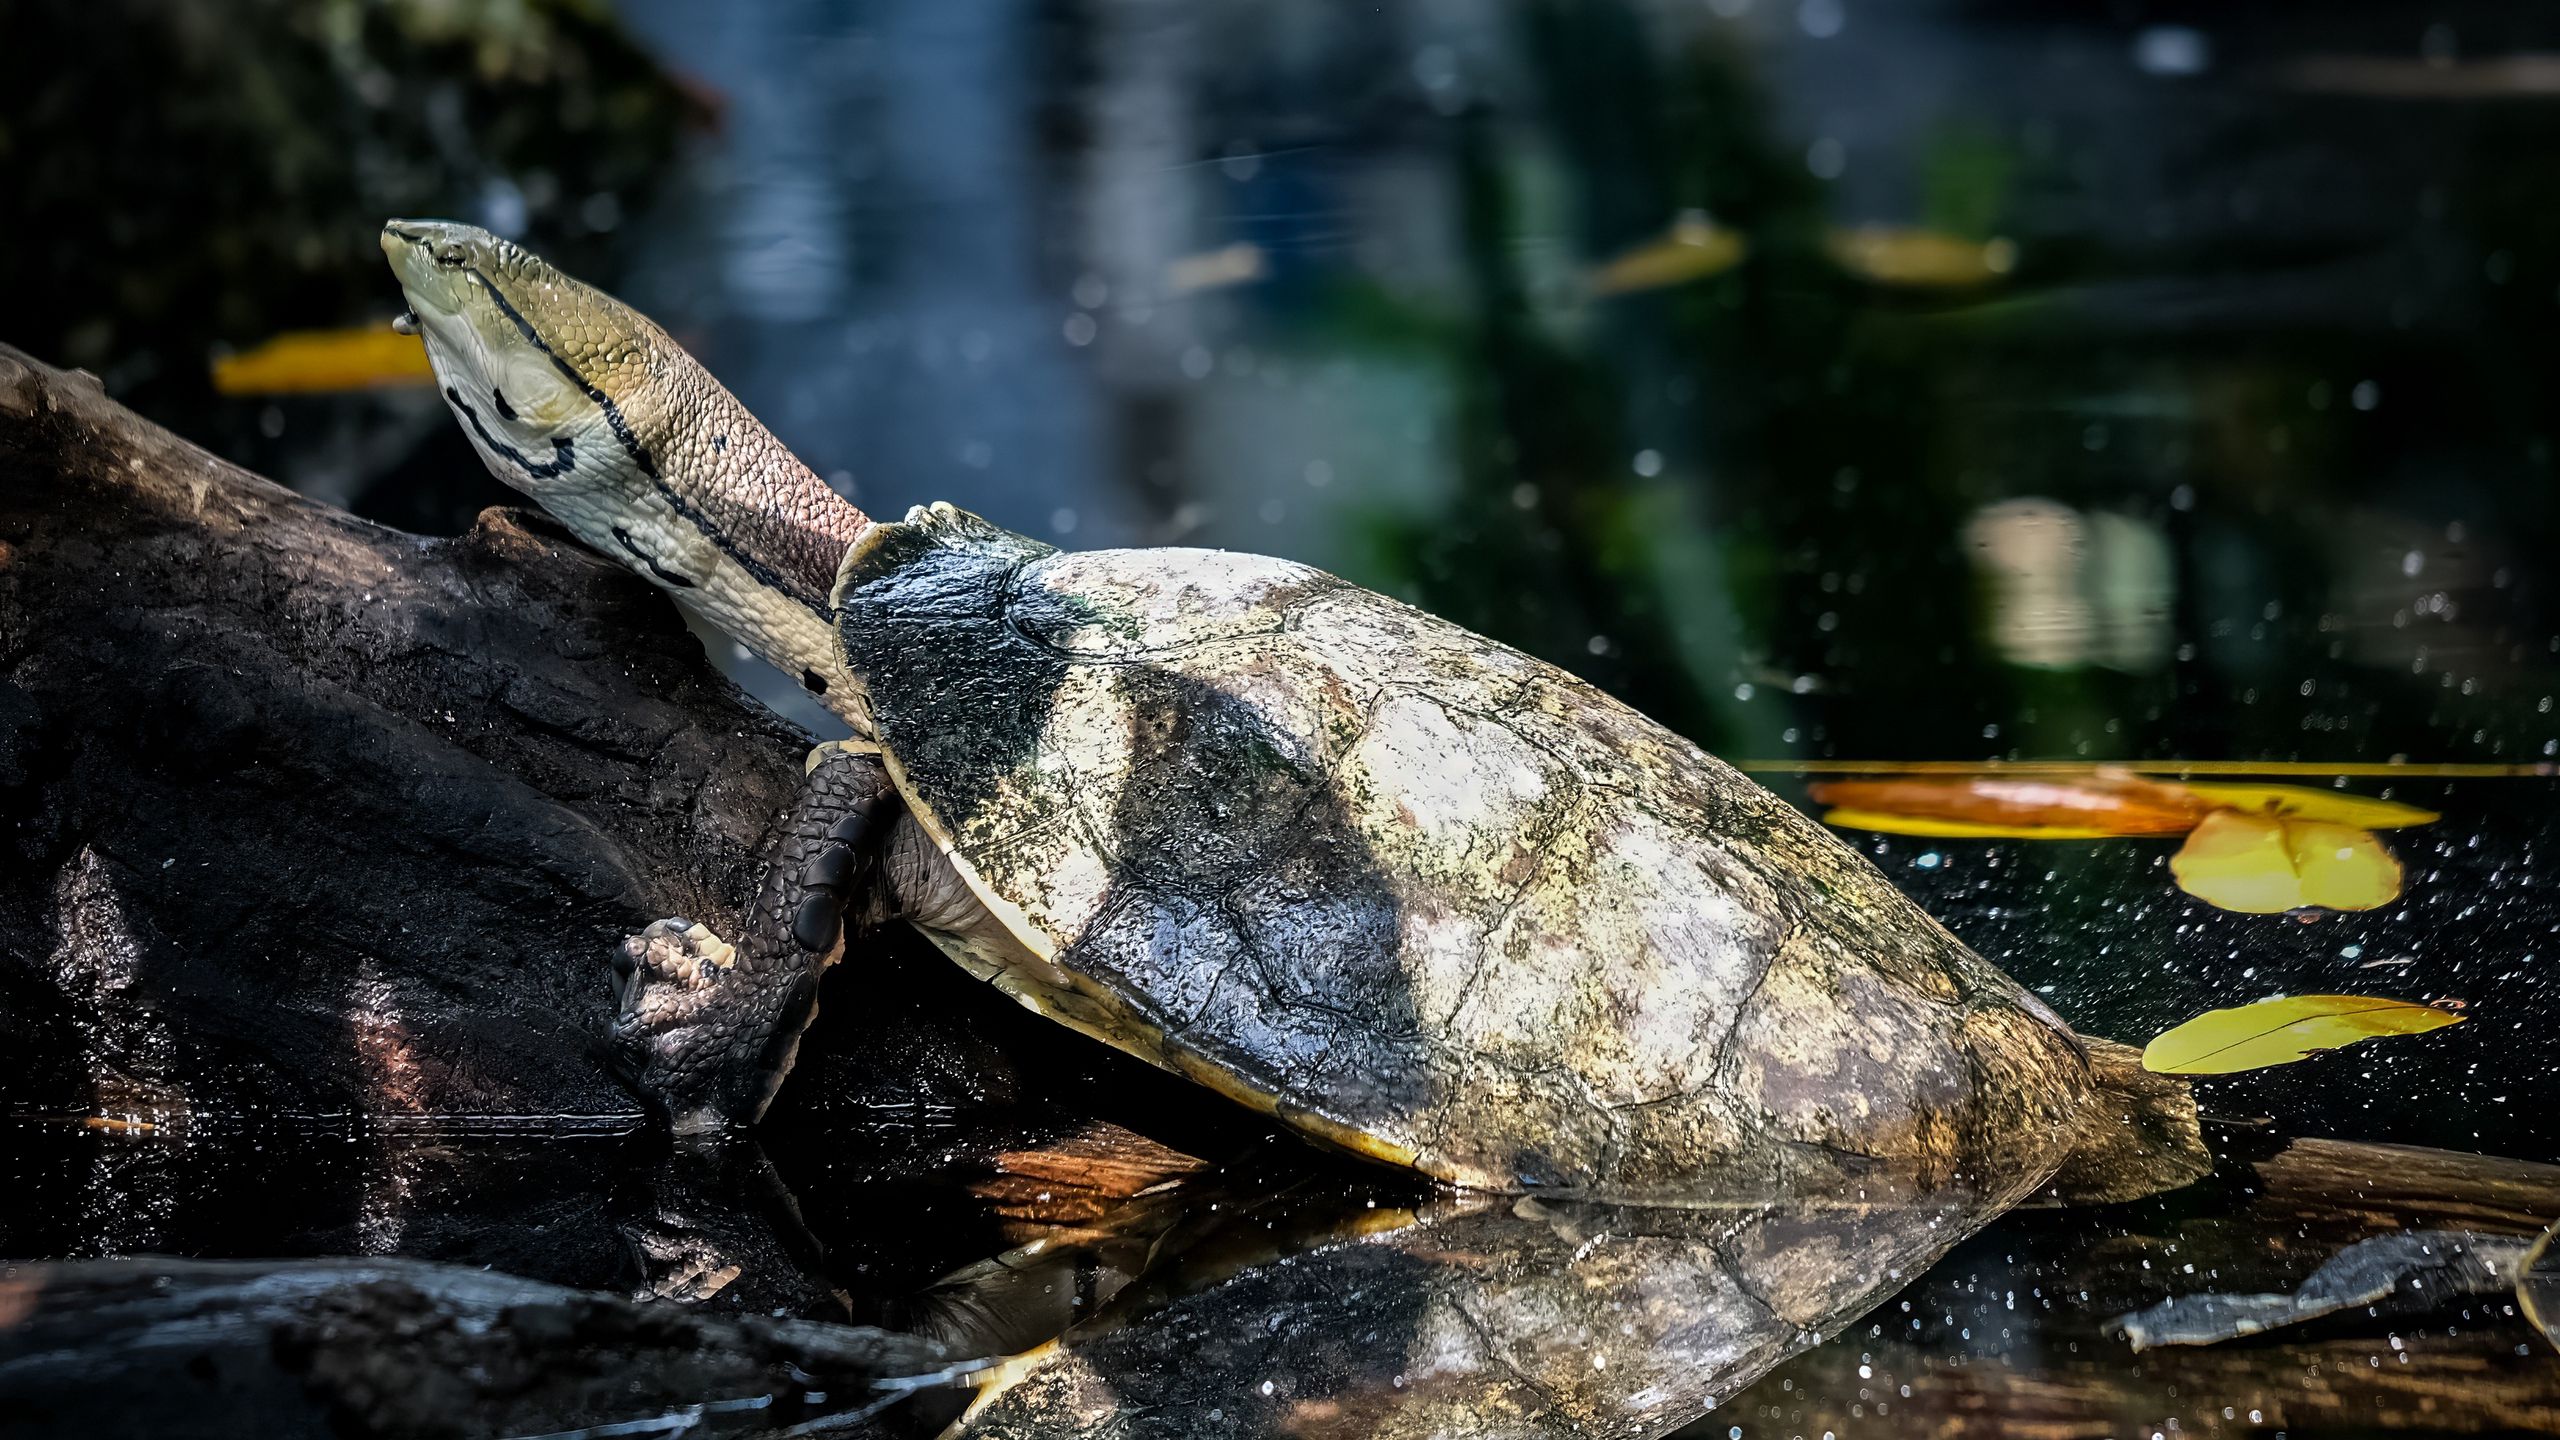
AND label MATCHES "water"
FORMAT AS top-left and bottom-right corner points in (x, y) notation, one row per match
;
(7, 2), (2560, 1435)
(7, 775), (2554, 1433)
(1819, 774), (2560, 1162)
